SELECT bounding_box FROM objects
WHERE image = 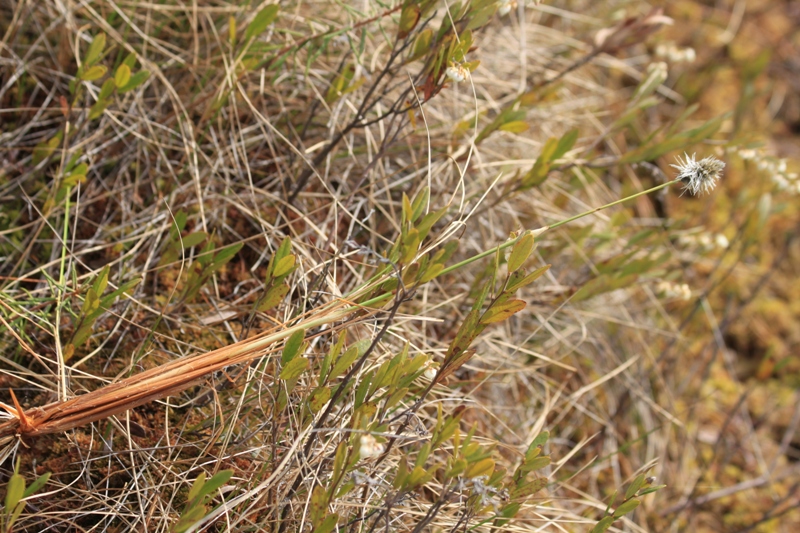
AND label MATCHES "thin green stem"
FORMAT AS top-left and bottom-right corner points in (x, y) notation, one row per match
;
(438, 177), (681, 278)
(547, 177), (681, 231)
